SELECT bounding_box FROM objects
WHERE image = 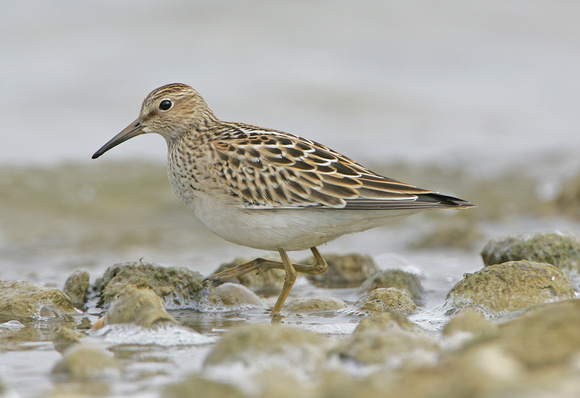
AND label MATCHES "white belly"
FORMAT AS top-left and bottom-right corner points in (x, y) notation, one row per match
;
(187, 191), (419, 252)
